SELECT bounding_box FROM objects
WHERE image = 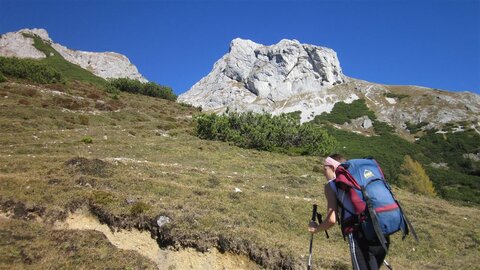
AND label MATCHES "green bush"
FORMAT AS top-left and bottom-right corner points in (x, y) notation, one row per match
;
(81, 136), (93, 144)
(108, 78), (177, 101)
(406, 121), (428, 134)
(373, 121), (395, 135)
(313, 99), (376, 125)
(194, 111), (337, 156)
(0, 71), (6, 83)
(0, 56), (63, 84)
(384, 93), (409, 101)
(416, 129), (480, 176)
